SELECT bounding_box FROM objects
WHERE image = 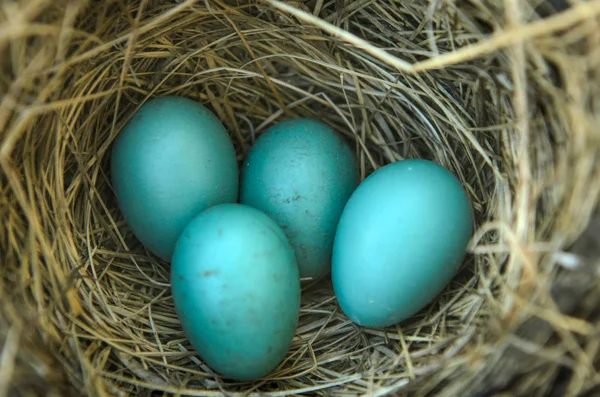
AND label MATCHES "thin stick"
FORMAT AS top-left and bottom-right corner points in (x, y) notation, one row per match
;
(268, 0), (600, 72)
